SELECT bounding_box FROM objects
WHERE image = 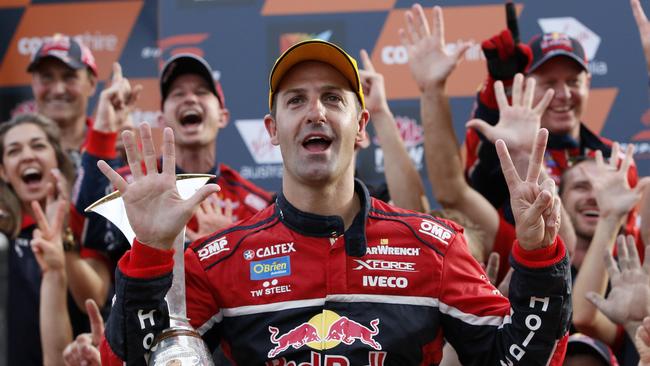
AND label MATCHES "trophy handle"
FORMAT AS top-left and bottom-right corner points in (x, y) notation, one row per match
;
(84, 174), (214, 245)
